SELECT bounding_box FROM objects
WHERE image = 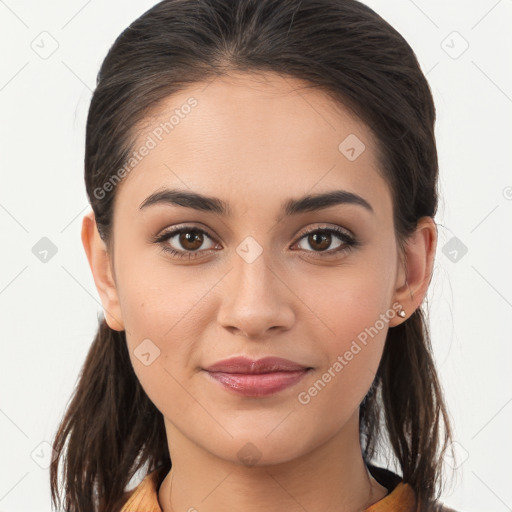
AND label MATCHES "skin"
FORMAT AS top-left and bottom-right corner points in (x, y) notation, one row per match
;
(82, 71), (437, 512)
